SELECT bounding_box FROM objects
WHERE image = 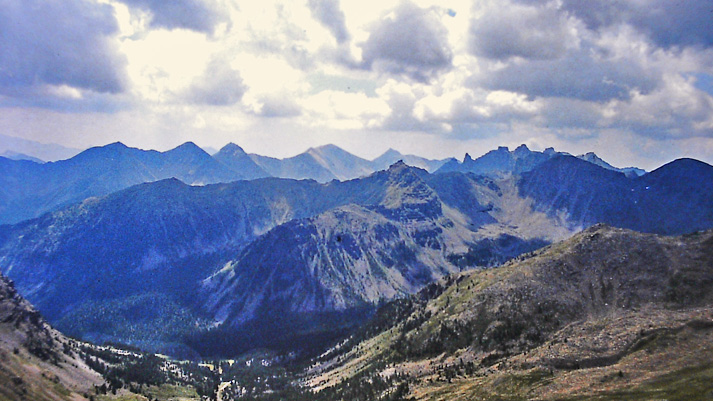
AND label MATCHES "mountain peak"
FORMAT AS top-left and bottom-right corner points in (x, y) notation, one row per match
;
(165, 142), (209, 157)
(464, 153), (473, 162)
(382, 159), (429, 181)
(380, 148), (402, 158)
(514, 144), (530, 156)
(104, 141), (128, 149)
(308, 144), (345, 155)
(174, 141), (201, 150)
(387, 159), (409, 171)
(74, 142), (130, 159)
(646, 157), (713, 181)
(379, 160), (440, 218)
(218, 142), (246, 155)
